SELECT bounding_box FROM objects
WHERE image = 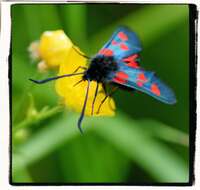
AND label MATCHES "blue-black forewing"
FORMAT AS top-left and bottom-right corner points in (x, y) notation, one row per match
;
(112, 63), (176, 104)
(96, 27), (176, 104)
(97, 27), (142, 60)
